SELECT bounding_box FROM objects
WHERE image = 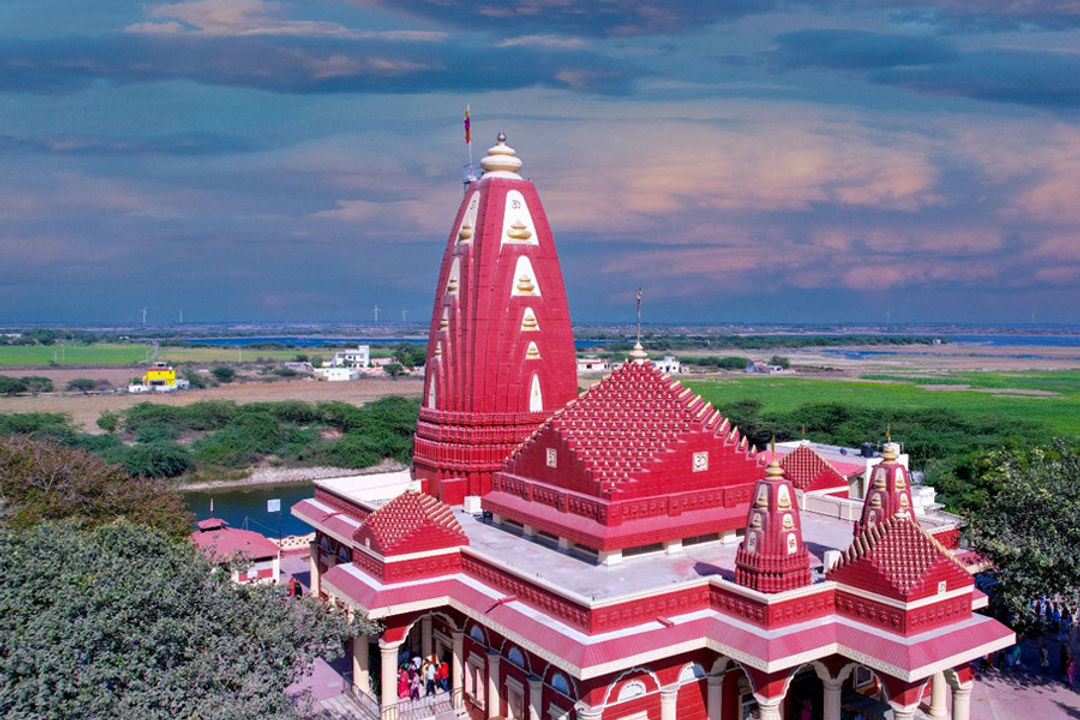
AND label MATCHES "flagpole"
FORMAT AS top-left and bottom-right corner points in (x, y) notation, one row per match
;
(463, 104), (475, 189)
